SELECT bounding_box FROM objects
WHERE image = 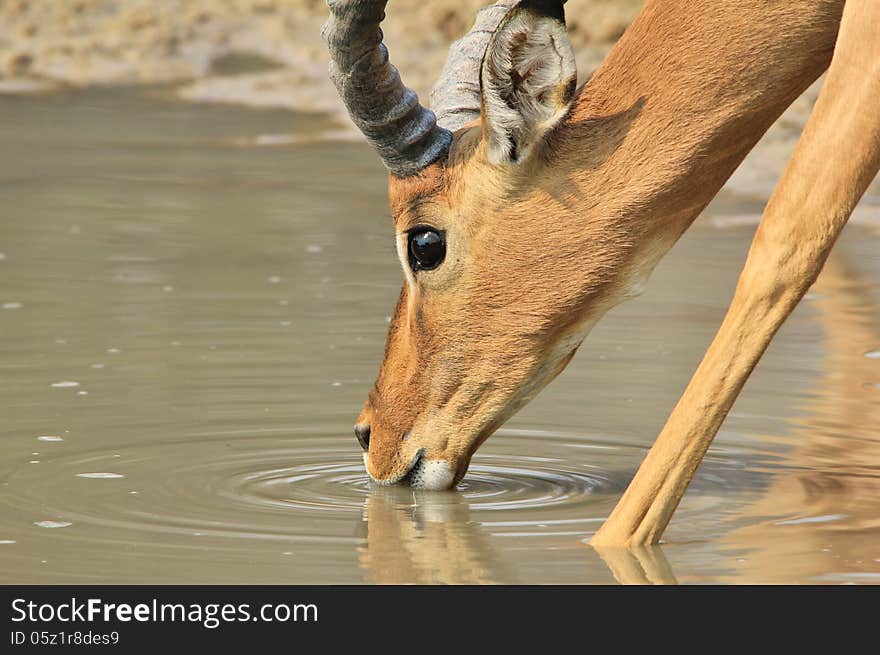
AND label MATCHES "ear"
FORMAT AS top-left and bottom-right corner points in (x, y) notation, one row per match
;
(480, 0), (577, 165)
